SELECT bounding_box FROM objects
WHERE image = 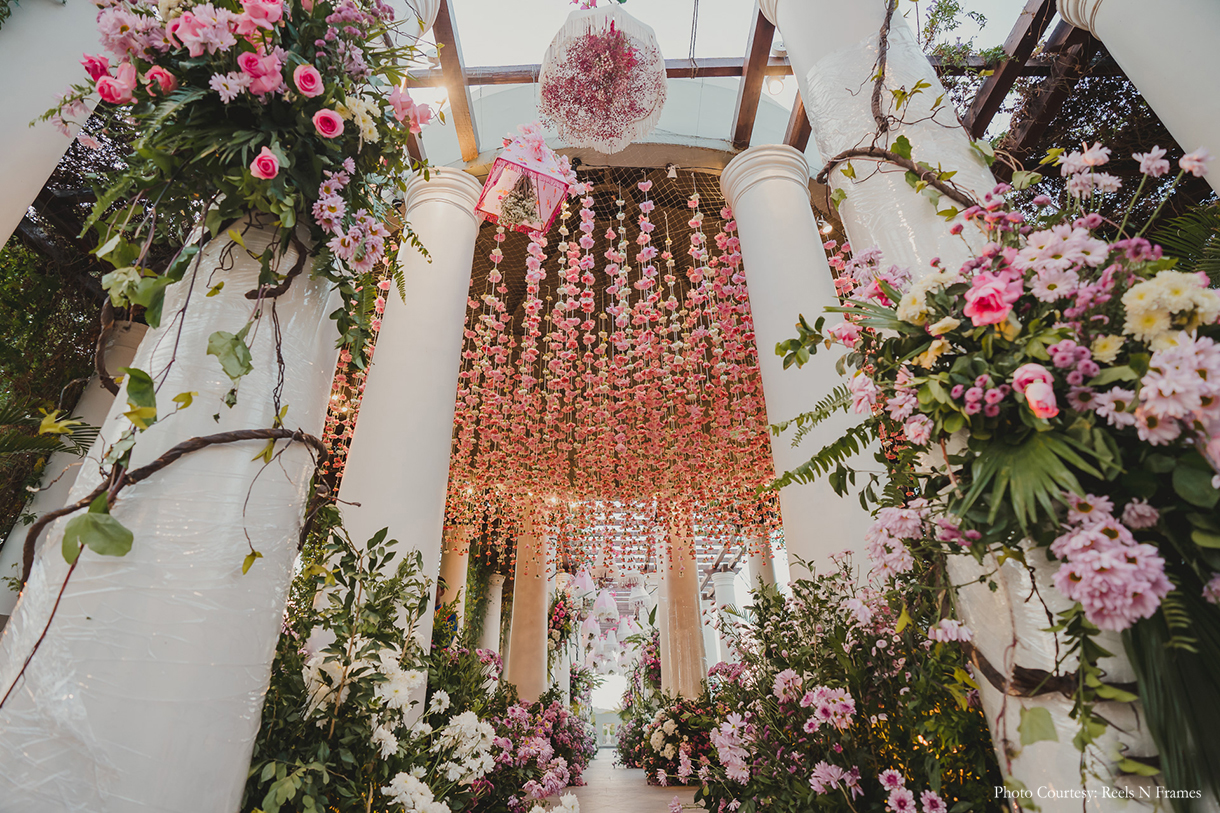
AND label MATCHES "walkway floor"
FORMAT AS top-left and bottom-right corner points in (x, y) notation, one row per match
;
(553, 748), (699, 812)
